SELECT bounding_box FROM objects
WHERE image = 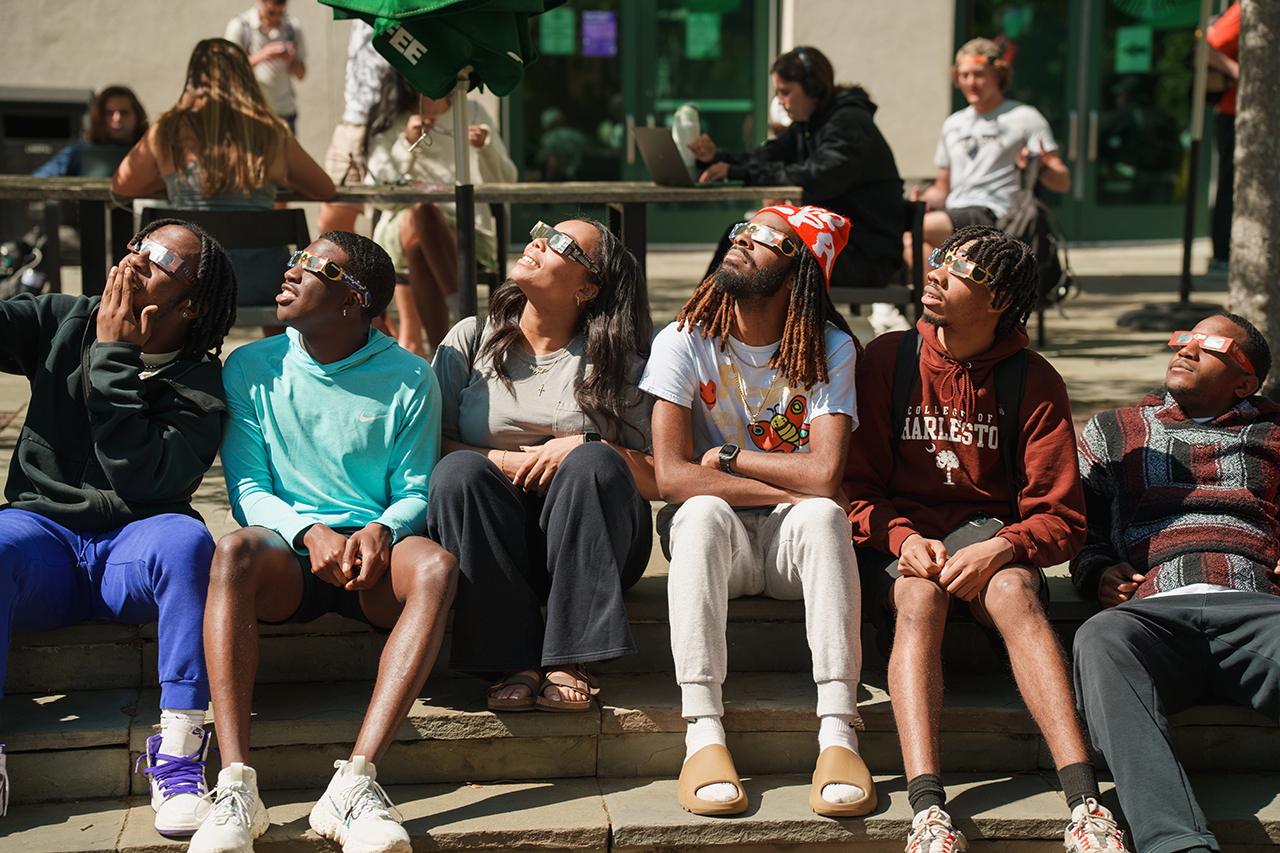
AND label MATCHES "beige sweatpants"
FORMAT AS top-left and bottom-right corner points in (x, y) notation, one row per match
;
(666, 495), (863, 719)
